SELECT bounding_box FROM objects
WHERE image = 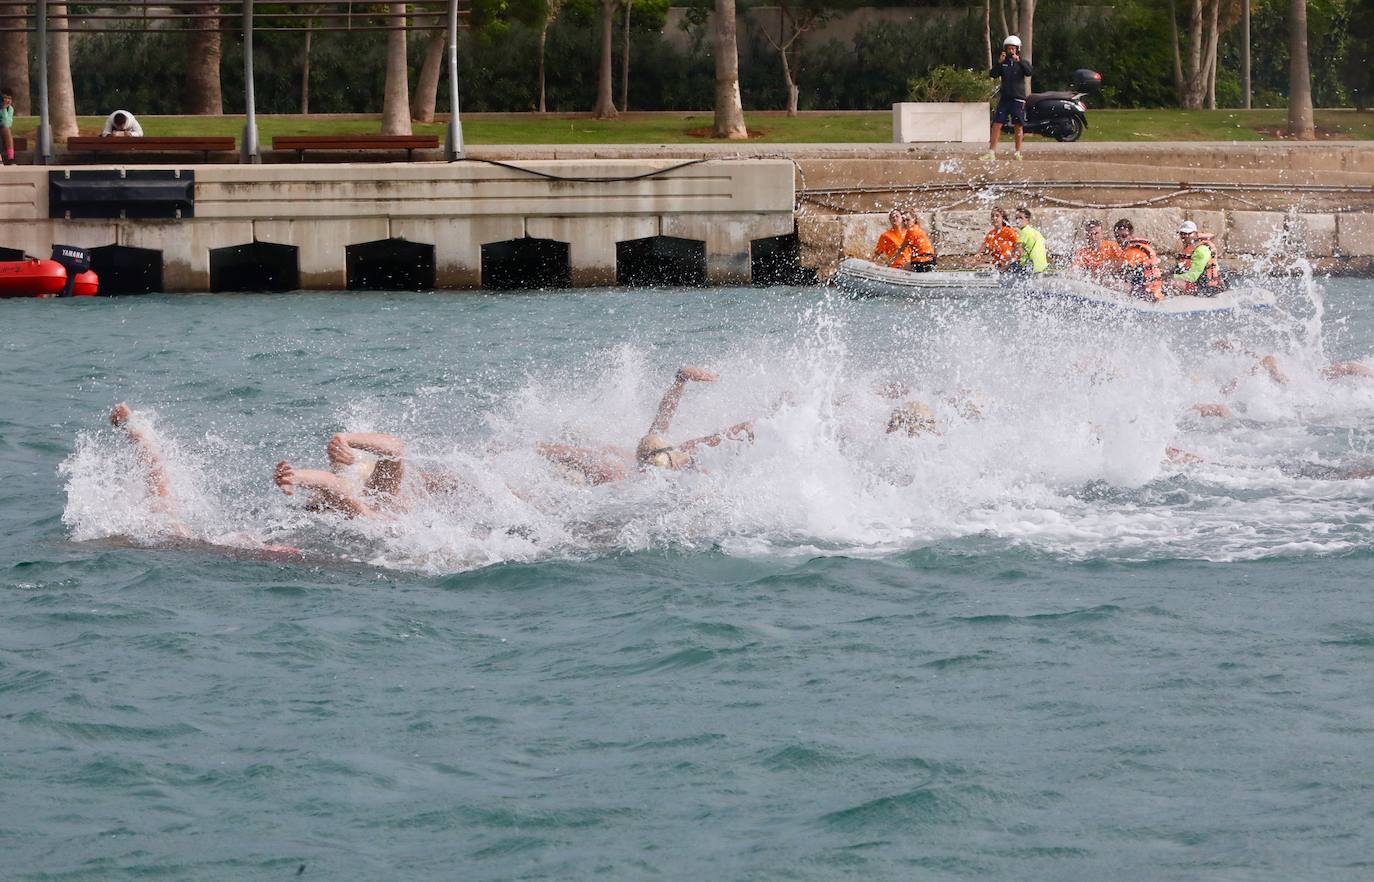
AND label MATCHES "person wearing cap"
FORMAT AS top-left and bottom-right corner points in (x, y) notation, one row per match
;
(536, 366), (754, 484)
(983, 35), (1033, 161)
(1172, 220), (1226, 295)
(100, 110), (143, 138)
(1071, 218), (1124, 280)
